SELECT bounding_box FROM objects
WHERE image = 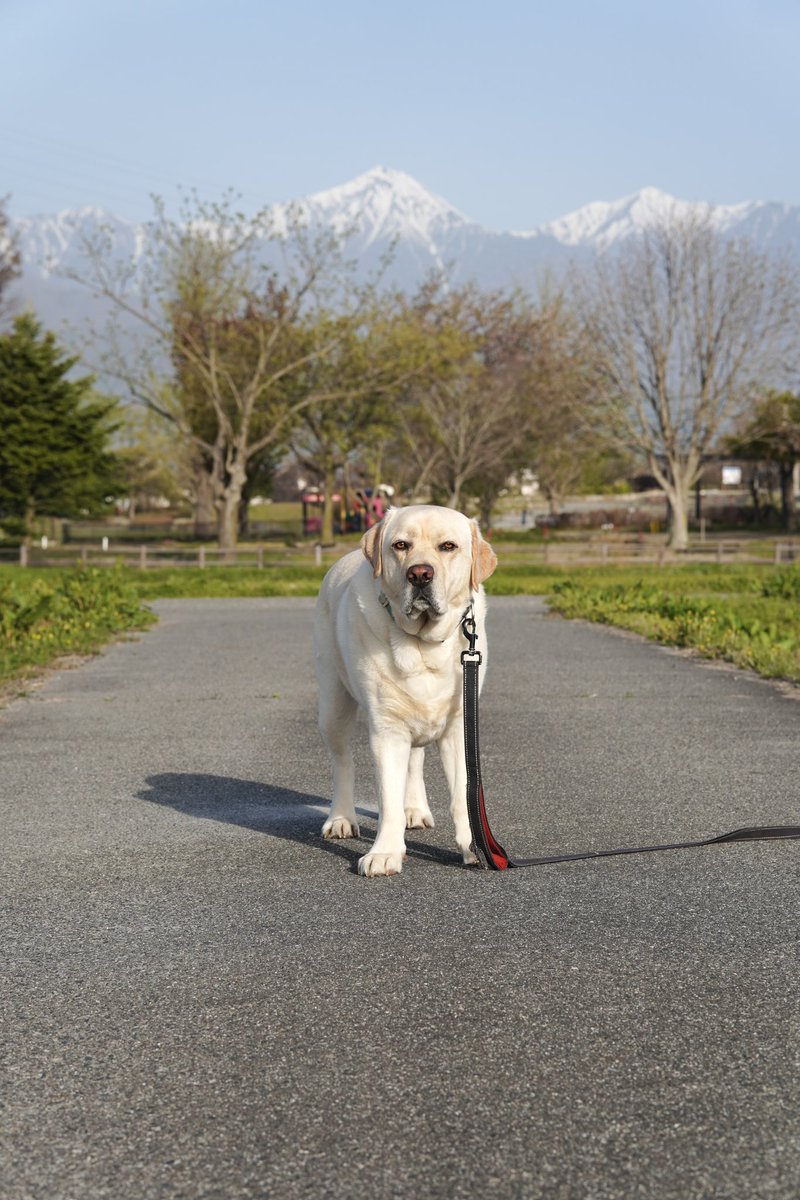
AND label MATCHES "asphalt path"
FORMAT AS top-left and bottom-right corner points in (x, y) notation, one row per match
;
(1, 595), (798, 1200)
